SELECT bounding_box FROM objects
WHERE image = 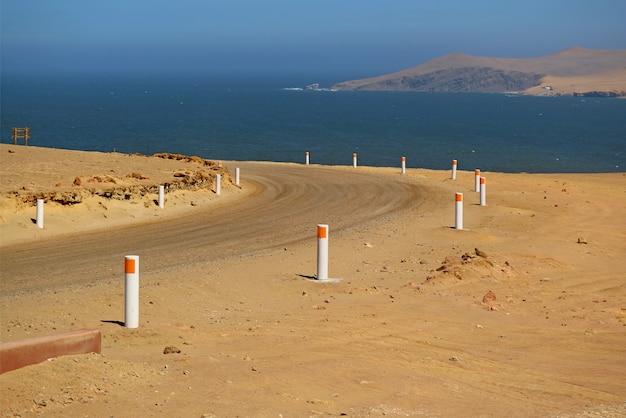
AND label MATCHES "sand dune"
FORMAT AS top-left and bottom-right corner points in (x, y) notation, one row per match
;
(1, 145), (625, 416)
